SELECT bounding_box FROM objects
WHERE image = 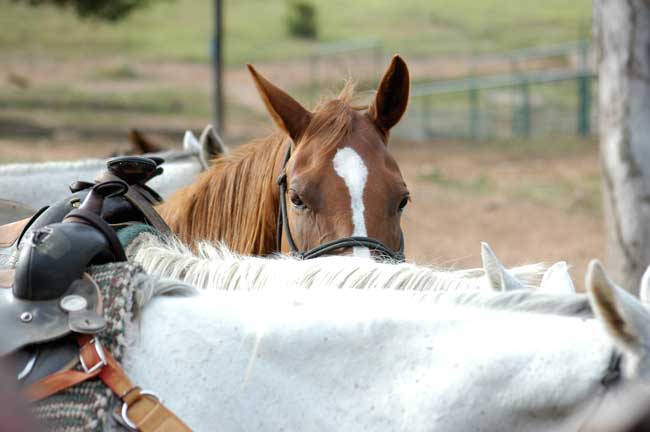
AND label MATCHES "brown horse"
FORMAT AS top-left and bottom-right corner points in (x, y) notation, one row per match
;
(158, 55), (411, 258)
